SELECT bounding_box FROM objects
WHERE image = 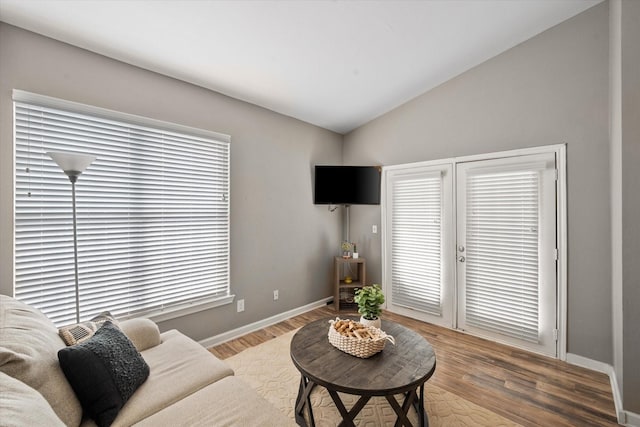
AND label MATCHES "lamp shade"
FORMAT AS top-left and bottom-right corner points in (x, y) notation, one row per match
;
(47, 151), (96, 177)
